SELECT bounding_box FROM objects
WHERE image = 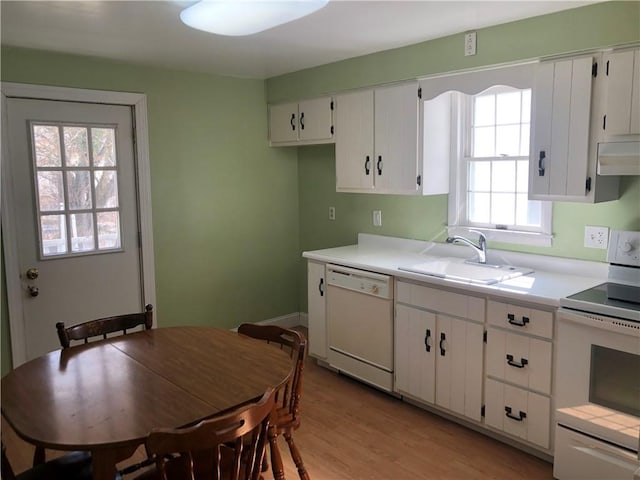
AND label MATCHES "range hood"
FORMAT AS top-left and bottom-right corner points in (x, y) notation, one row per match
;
(597, 141), (640, 175)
